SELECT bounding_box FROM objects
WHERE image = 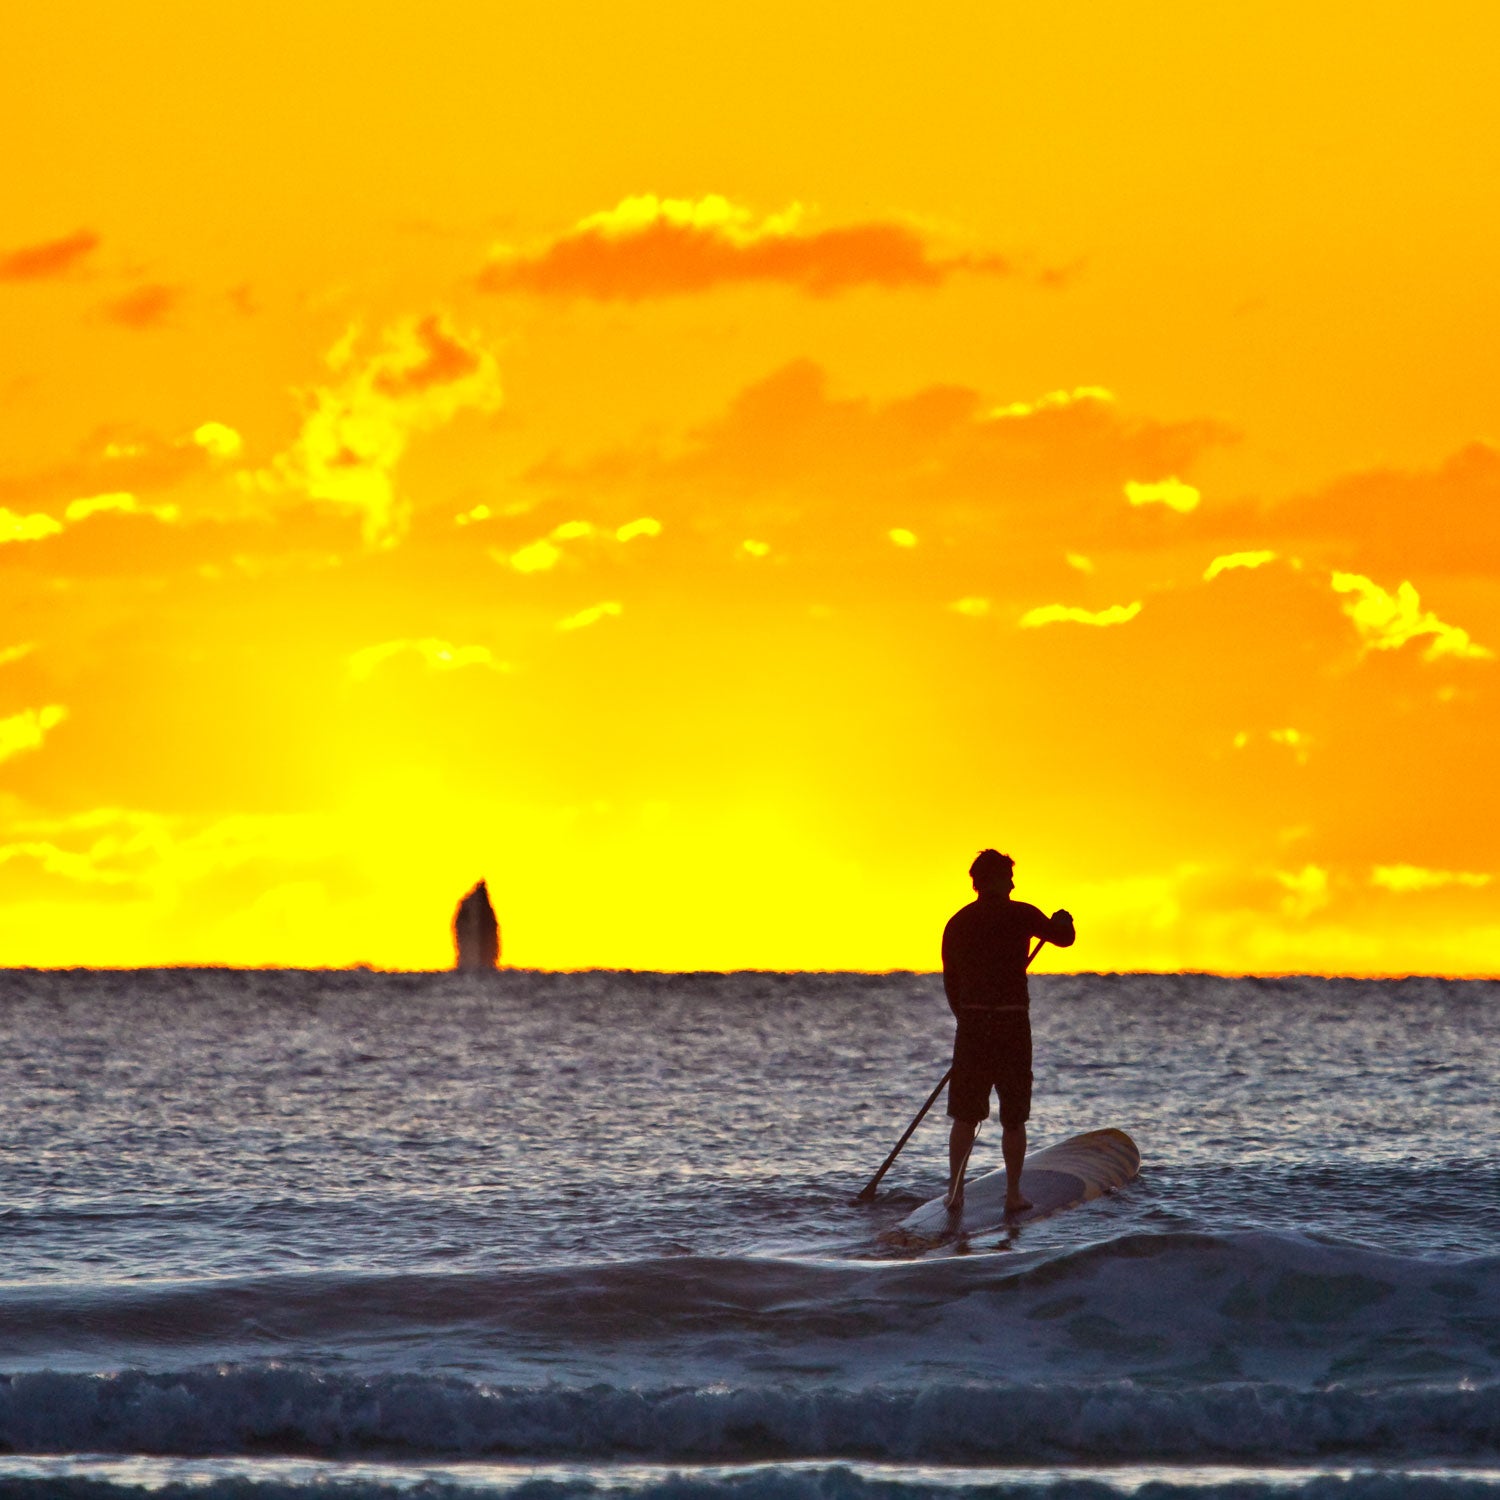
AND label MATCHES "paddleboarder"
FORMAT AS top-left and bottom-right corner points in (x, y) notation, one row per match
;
(942, 849), (1074, 1214)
